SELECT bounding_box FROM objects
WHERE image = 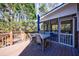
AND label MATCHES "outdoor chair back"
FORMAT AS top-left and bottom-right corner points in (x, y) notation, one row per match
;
(35, 33), (42, 44)
(30, 33), (42, 44)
